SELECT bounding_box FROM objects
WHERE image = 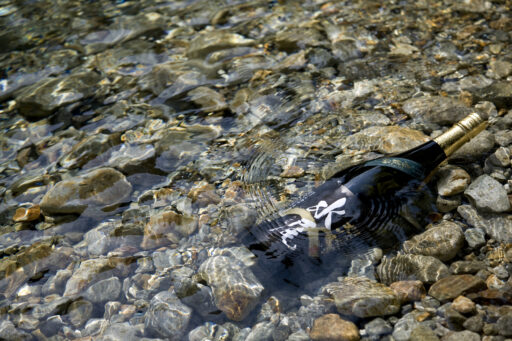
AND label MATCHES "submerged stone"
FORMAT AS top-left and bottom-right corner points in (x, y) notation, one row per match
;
(464, 174), (510, 213)
(402, 96), (472, 125)
(428, 275), (487, 301)
(141, 210), (197, 249)
(40, 168), (132, 216)
(309, 314), (360, 341)
(458, 205), (512, 243)
(377, 254), (449, 285)
(344, 126), (429, 154)
(198, 255), (264, 321)
(145, 291), (192, 339)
